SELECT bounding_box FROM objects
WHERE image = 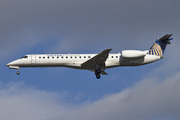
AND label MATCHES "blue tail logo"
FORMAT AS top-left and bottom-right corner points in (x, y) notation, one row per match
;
(148, 42), (163, 56)
(147, 34), (173, 57)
